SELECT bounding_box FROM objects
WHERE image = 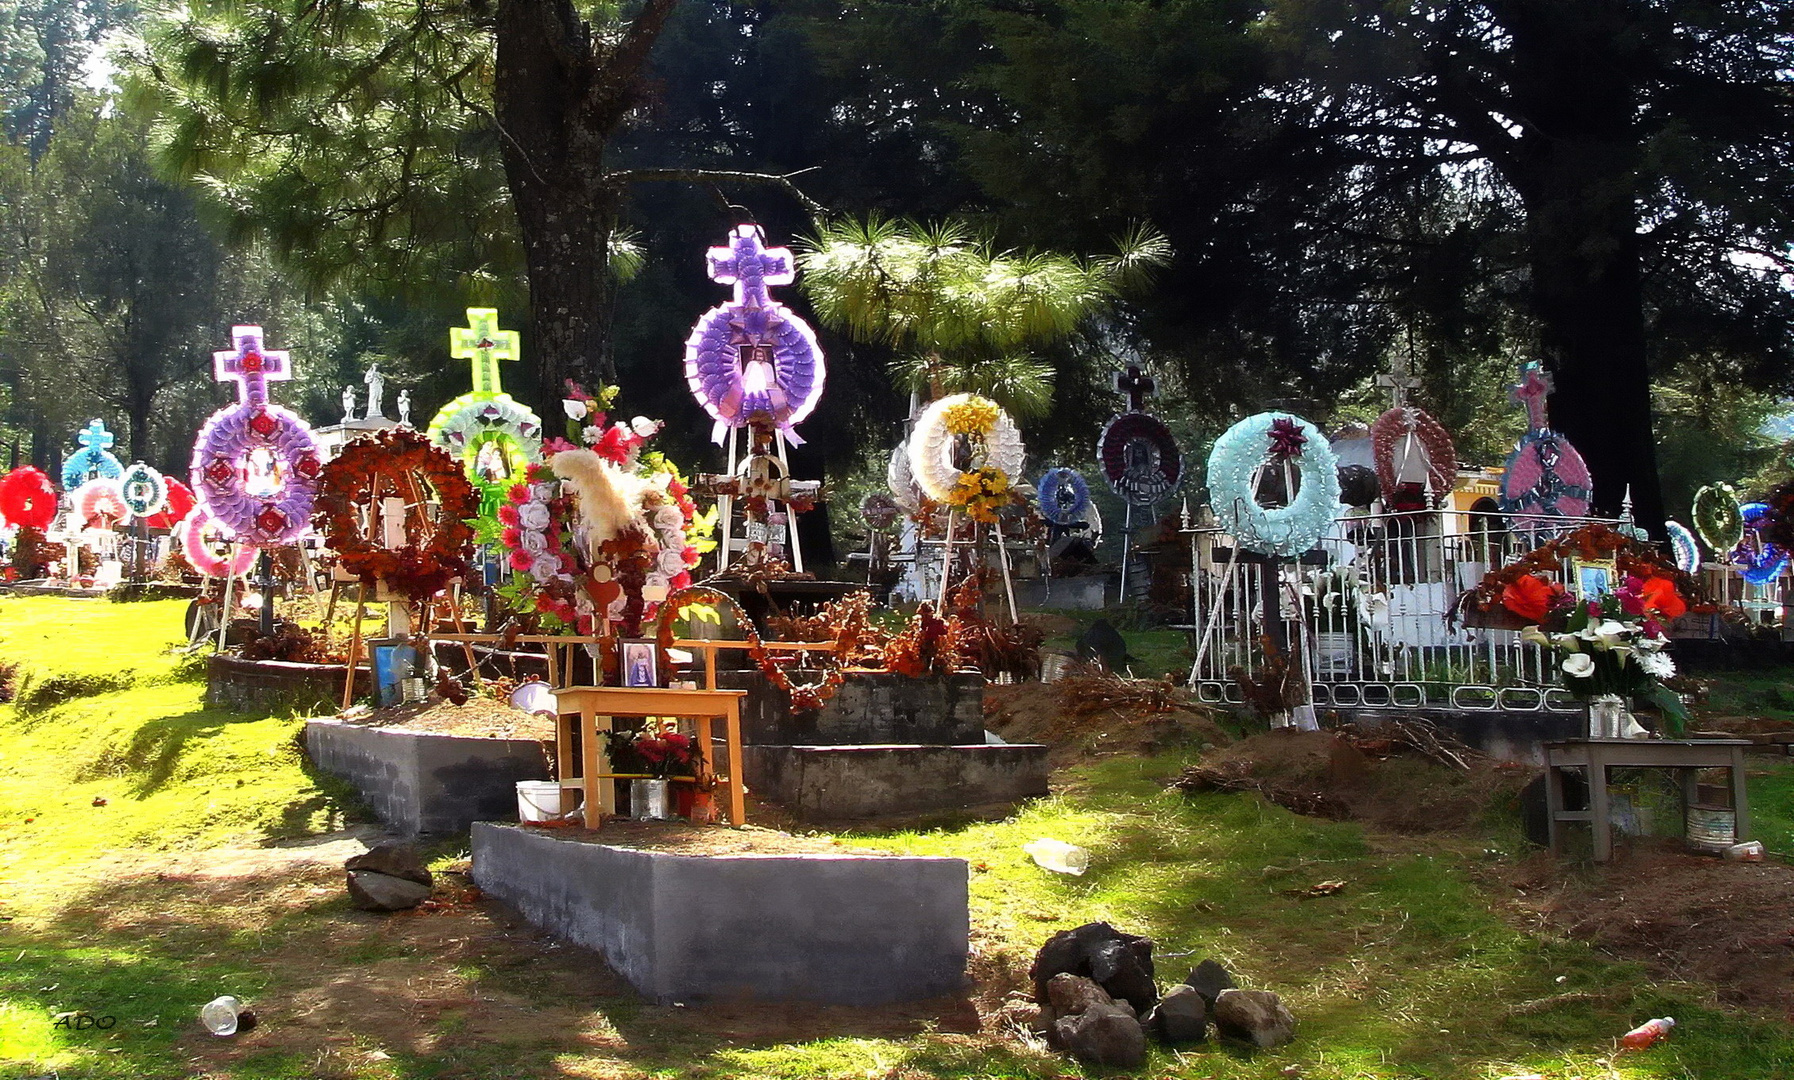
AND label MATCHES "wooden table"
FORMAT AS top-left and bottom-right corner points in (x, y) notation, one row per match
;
(550, 686), (749, 828)
(1544, 738), (1751, 861)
